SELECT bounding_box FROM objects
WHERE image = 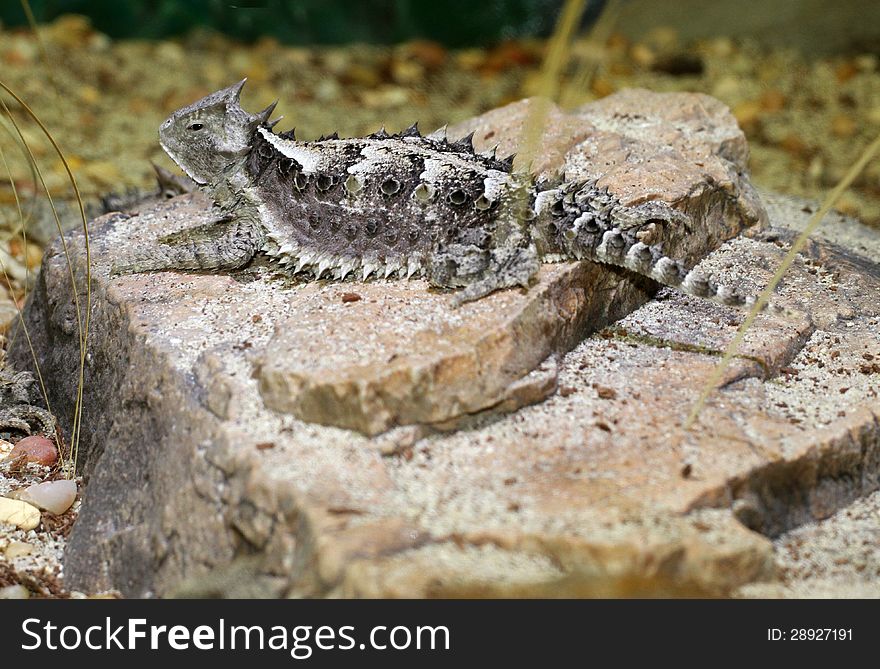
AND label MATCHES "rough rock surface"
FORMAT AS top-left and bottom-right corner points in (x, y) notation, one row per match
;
(10, 90), (880, 597)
